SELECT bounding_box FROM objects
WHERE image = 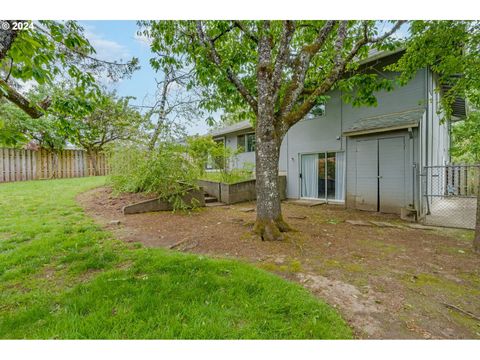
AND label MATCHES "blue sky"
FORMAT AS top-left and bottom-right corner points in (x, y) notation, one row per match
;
(78, 20), (210, 135)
